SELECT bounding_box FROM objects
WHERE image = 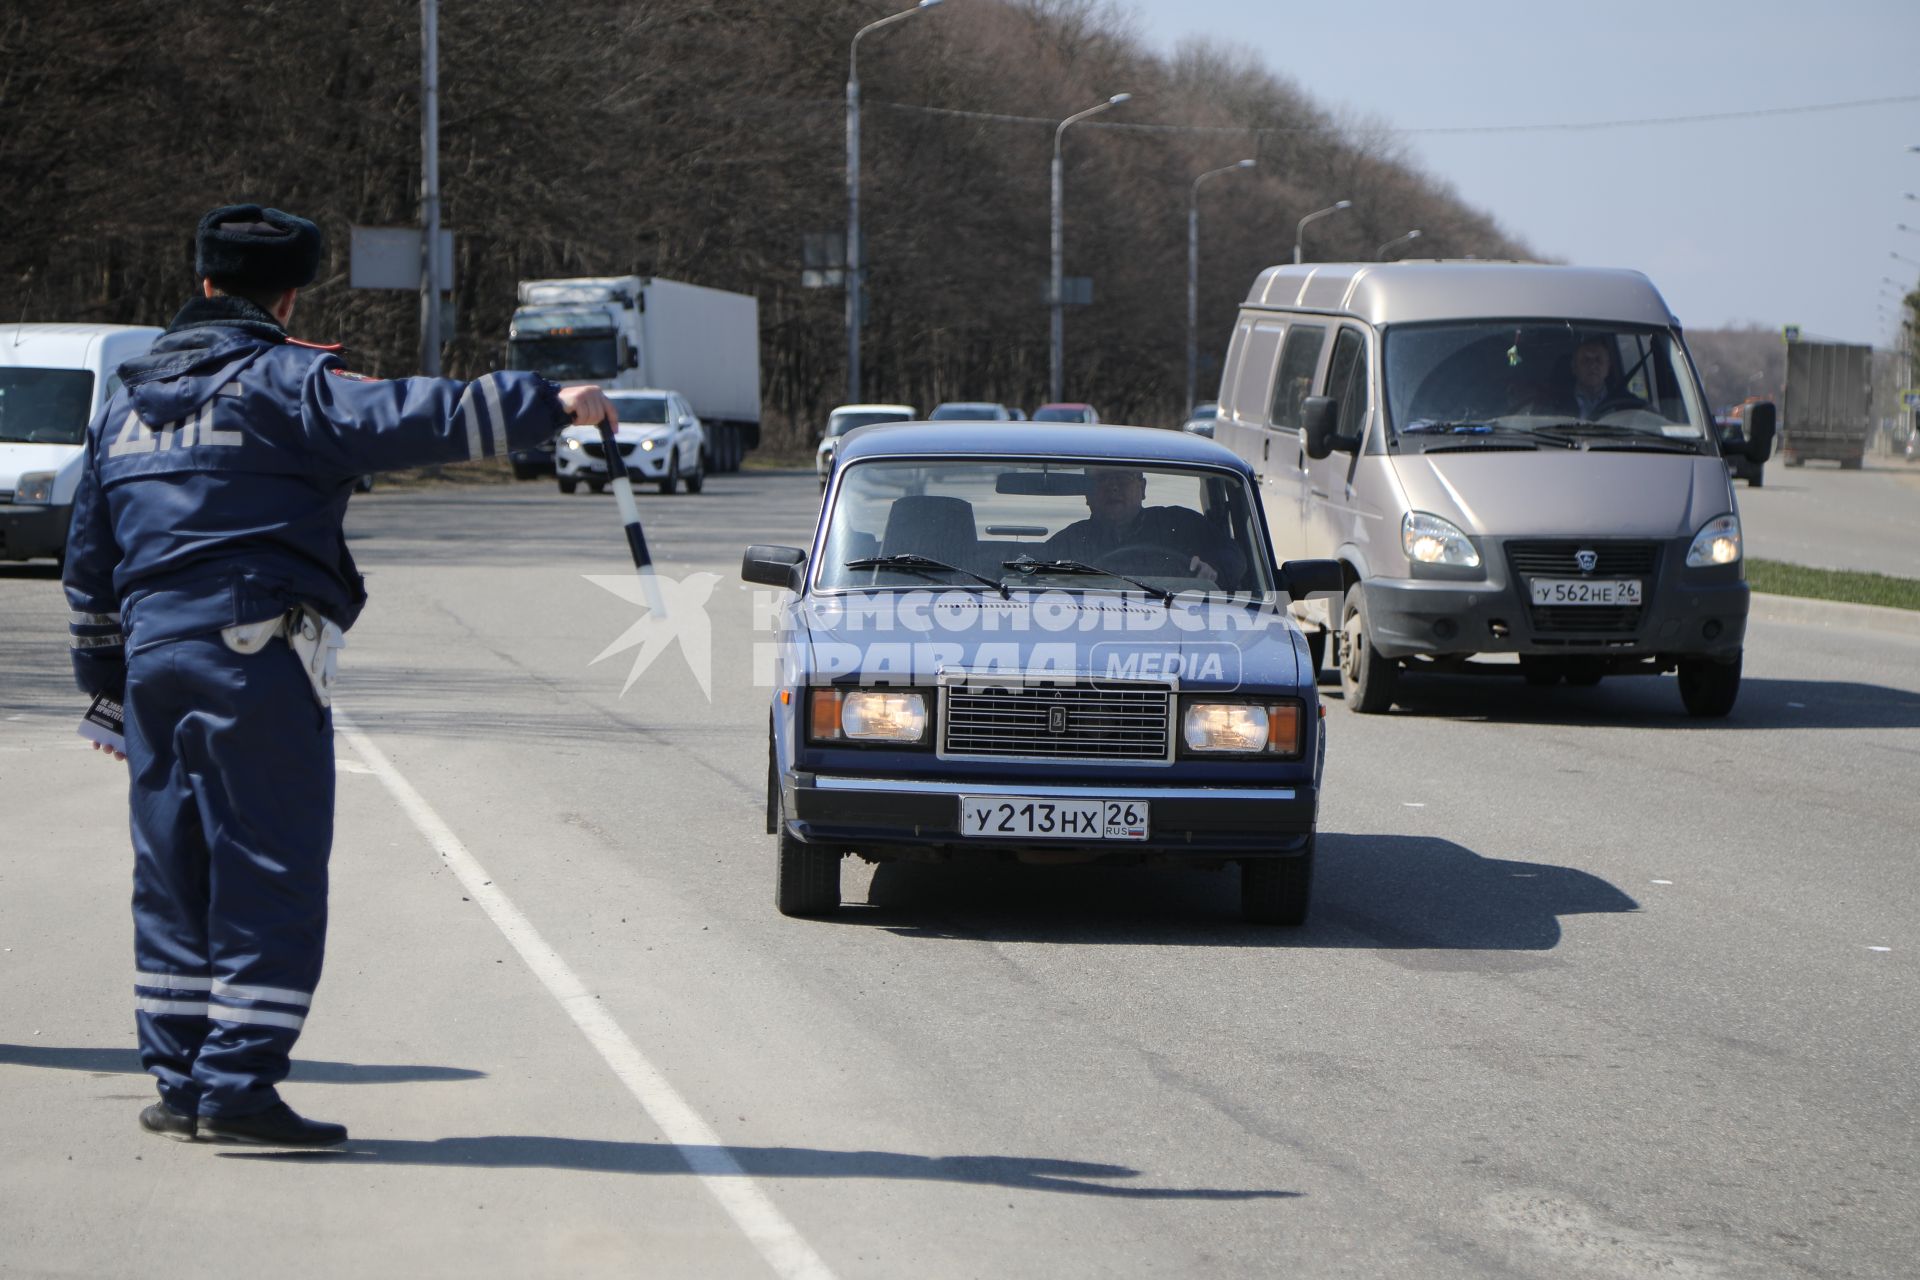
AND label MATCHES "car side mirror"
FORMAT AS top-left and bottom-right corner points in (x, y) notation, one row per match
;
(1302, 397), (1340, 459)
(1281, 558), (1343, 598)
(1741, 402), (1776, 464)
(742, 544), (807, 592)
